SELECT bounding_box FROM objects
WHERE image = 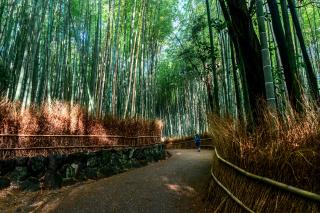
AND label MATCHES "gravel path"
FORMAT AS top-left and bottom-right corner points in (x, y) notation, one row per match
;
(40, 149), (213, 213)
